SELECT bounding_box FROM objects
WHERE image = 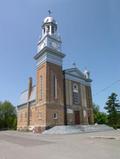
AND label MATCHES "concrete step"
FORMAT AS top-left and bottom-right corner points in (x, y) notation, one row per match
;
(42, 124), (114, 135)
